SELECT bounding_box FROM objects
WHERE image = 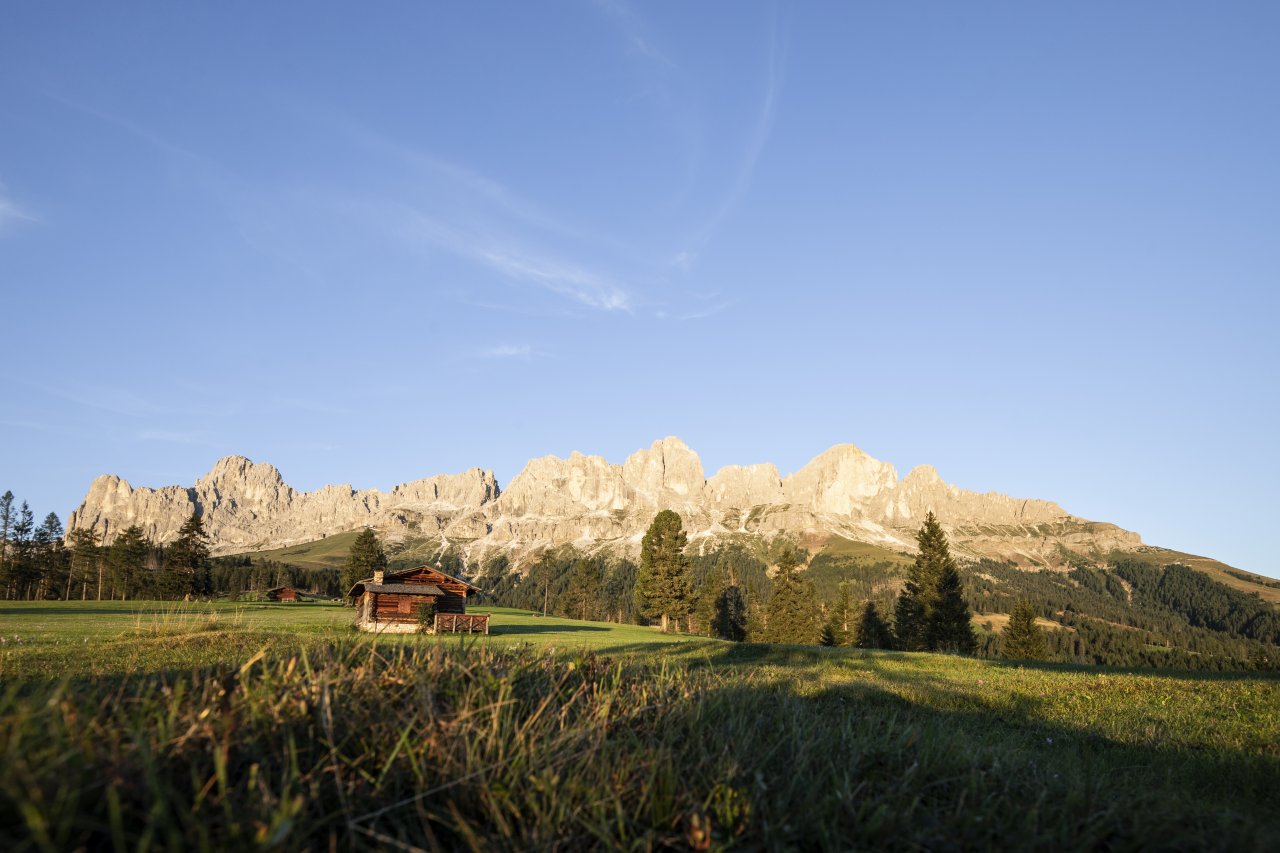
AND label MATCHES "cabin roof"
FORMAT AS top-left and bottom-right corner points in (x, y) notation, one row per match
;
(265, 586), (298, 594)
(386, 564), (482, 593)
(346, 564), (481, 599)
(361, 583), (444, 596)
